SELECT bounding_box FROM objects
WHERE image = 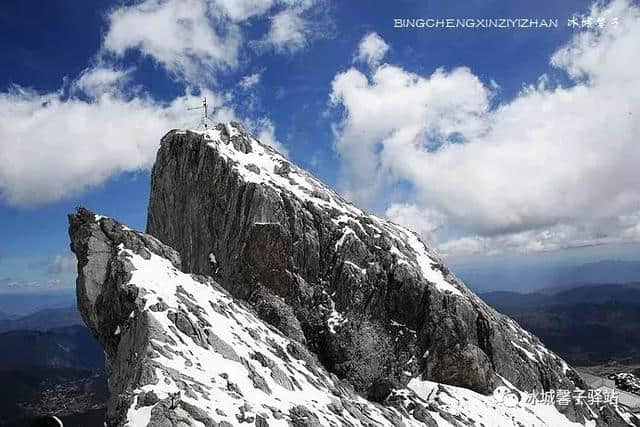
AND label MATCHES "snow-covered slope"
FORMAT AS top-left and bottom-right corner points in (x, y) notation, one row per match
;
(69, 209), (639, 426)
